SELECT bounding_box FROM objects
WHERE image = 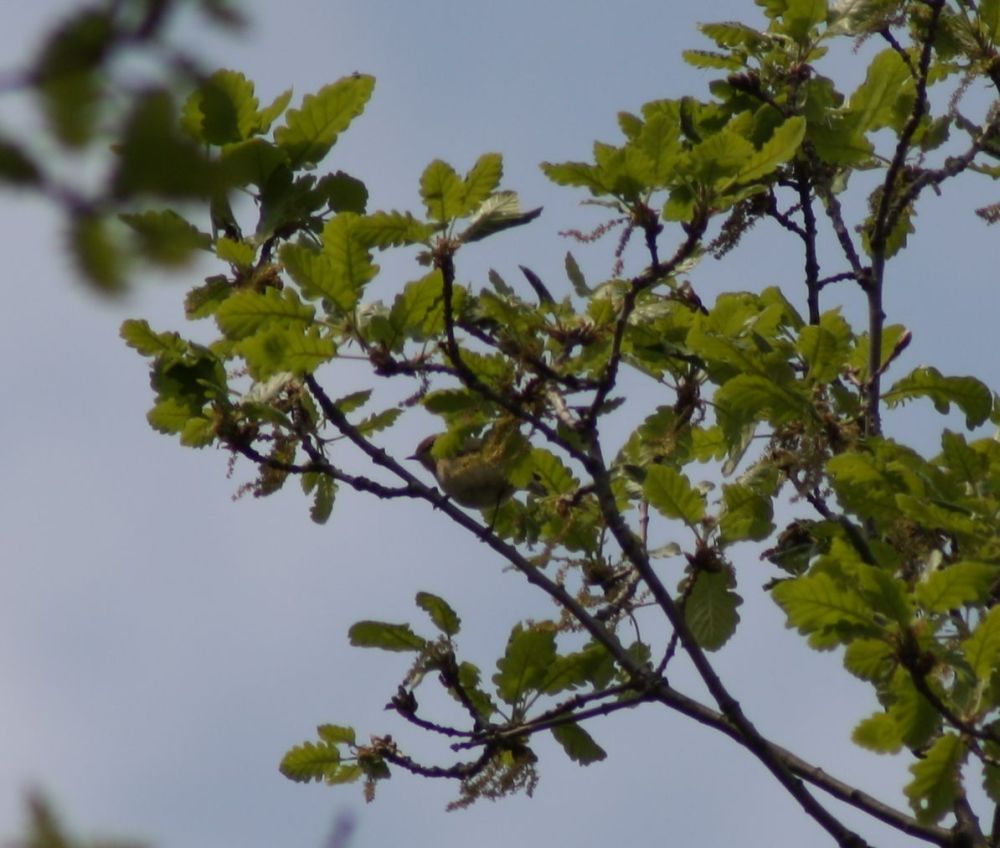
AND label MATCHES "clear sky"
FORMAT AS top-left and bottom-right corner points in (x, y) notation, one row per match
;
(2, 3), (999, 848)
